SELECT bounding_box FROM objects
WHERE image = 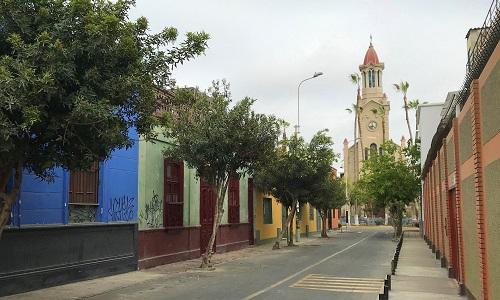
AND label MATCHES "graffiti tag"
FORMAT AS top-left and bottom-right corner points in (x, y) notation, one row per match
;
(108, 196), (135, 221)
